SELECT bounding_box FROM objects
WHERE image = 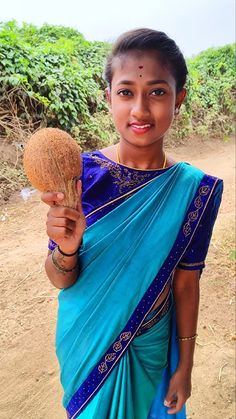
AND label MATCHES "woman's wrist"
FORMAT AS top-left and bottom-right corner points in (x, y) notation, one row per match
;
(52, 246), (79, 272)
(177, 338), (196, 374)
(56, 240), (82, 257)
(177, 362), (193, 375)
(58, 245), (79, 257)
(52, 247), (79, 273)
